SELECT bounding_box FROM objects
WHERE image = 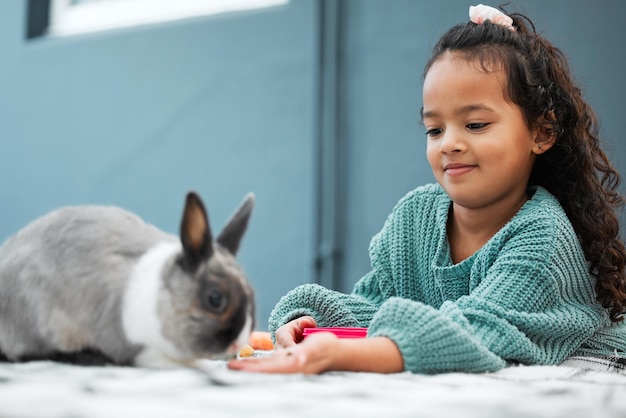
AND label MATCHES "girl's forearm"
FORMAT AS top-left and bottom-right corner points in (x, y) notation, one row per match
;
(331, 336), (404, 373)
